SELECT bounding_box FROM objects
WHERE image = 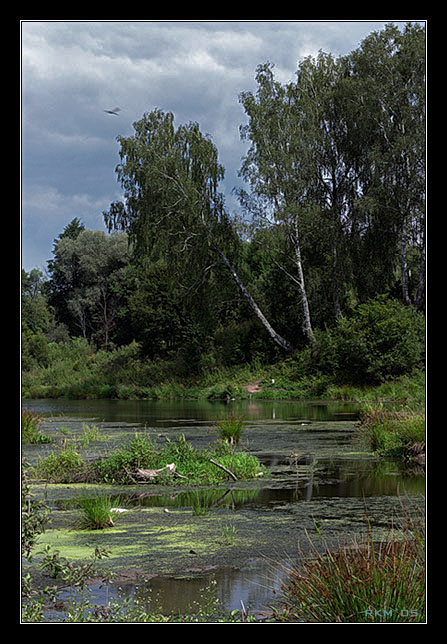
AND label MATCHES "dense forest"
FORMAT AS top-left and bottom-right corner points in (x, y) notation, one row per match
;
(22, 24), (425, 398)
